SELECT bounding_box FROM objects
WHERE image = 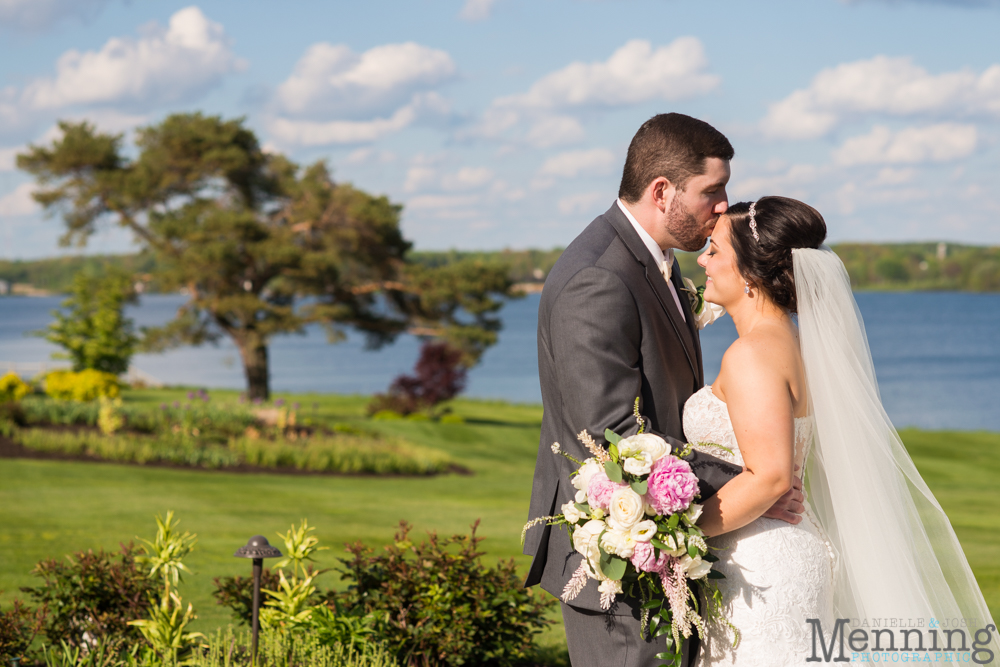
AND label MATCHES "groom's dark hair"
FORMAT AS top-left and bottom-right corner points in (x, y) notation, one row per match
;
(618, 113), (734, 203)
